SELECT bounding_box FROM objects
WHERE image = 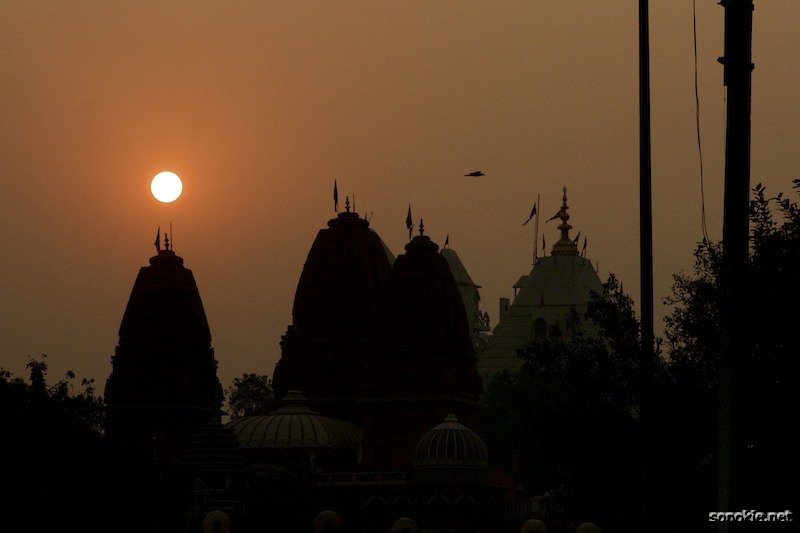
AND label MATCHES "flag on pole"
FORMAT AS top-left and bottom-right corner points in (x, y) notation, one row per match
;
(154, 226), (161, 252)
(522, 203), (537, 226)
(444, 234), (449, 248)
(547, 207), (566, 222)
(405, 205), (413, 240)
(542, 234), (546, 255)
(333, 180), (339, 212)
(582, 236), (587, 257)
(573, 230), (581, 244)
